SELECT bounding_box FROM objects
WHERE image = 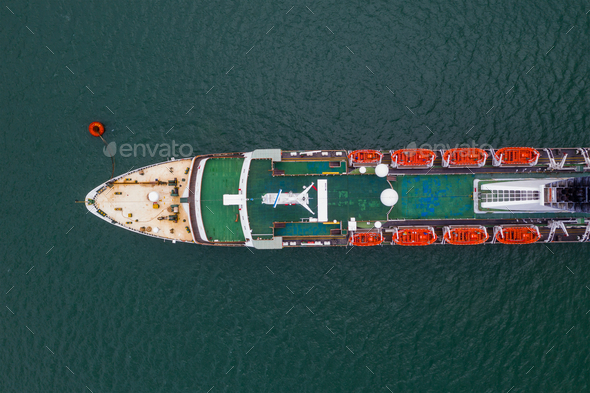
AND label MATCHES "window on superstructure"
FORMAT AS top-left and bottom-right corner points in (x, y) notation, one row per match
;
(482, 189), (540, 203)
